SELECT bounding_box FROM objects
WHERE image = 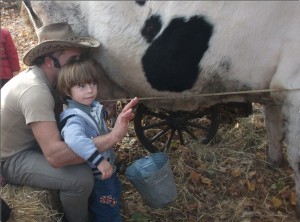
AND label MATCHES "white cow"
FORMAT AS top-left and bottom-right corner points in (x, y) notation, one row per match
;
(22, 0), (300, 216)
